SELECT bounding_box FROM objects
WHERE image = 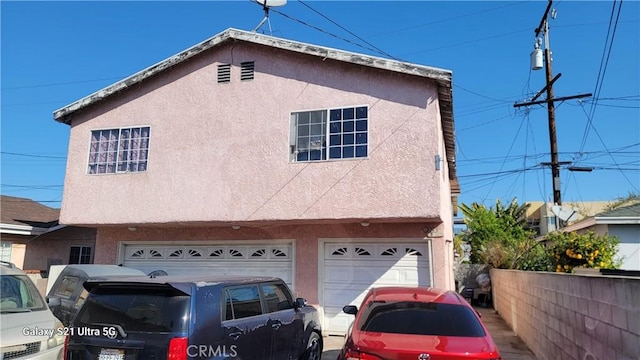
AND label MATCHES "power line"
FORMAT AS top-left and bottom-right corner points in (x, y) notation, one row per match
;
(296, 0), (399, 60)
(367, 1), (532, 38)
(1, 151), (67, 159)
(270, 8), (401, 60)
(576, 0), (624, 158)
